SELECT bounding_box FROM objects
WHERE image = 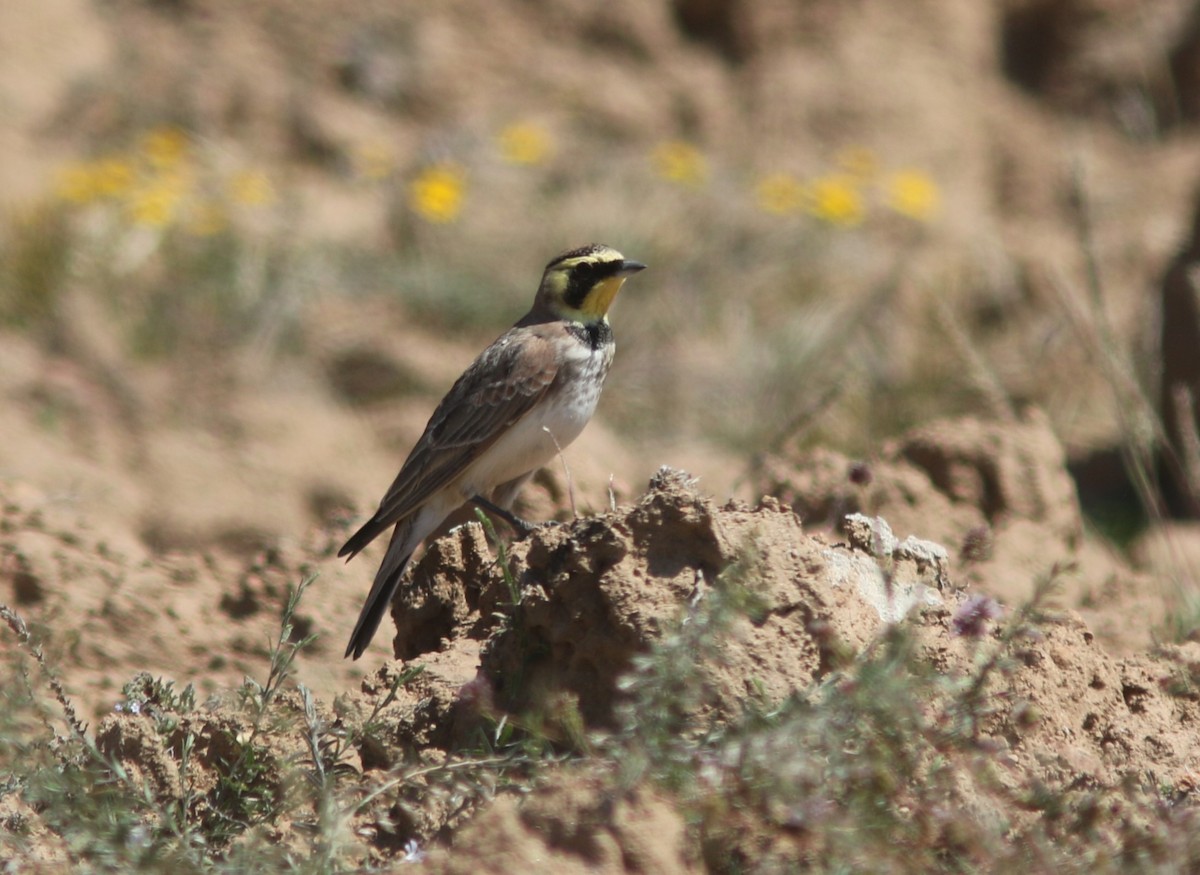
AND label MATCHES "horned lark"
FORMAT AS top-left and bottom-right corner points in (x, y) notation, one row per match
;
(340, 244), (646, 659)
